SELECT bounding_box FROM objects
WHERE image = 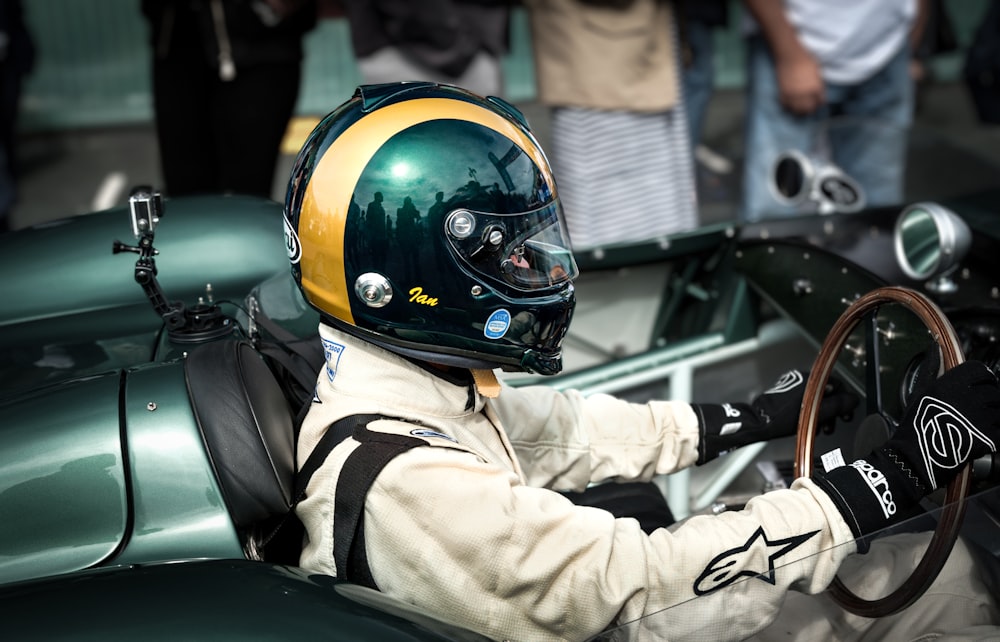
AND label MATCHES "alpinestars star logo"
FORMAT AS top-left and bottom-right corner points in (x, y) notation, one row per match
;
(914, 396), (996, 488)
(693, 527), (818, 595)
